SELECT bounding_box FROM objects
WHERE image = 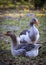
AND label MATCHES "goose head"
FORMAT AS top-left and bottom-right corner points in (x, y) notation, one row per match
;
(30, 18), (39, 26)
(3, 31), (14, 36)
(3, 31), (17, 46)
(3, 31), (16, 40)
